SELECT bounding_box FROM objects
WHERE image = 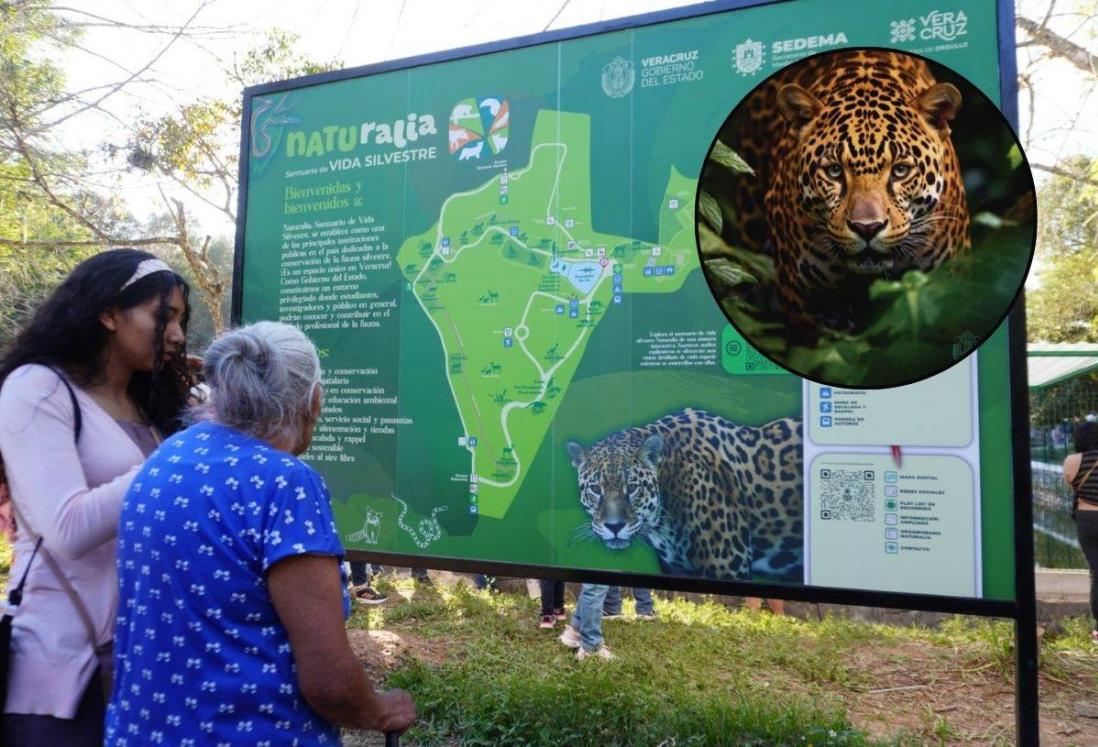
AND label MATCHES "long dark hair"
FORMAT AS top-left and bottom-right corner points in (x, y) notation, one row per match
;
(1075, 422), (1098, 454)
(0, 249), (193, 435)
